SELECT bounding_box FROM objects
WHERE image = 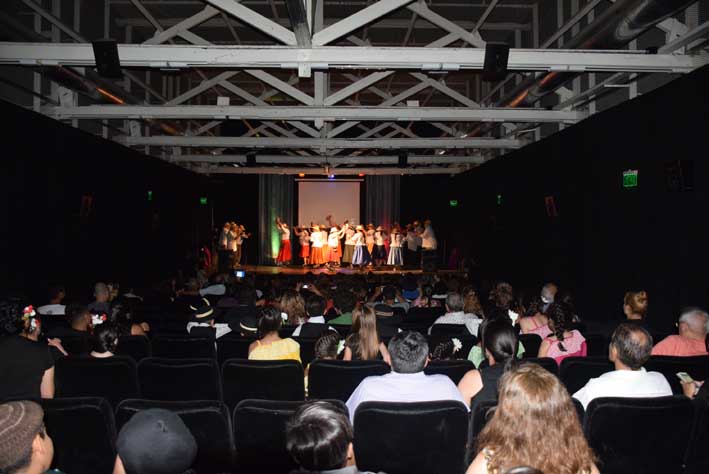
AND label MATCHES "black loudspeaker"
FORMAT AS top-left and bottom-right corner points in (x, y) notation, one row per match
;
(246, 152), (256, 167)
(422, 253), (437, 273)
(665, 159), (694, 192)
(91, 39), (122, 78)
(483, 43), (510, 82)
(398, 153), (408, 168)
